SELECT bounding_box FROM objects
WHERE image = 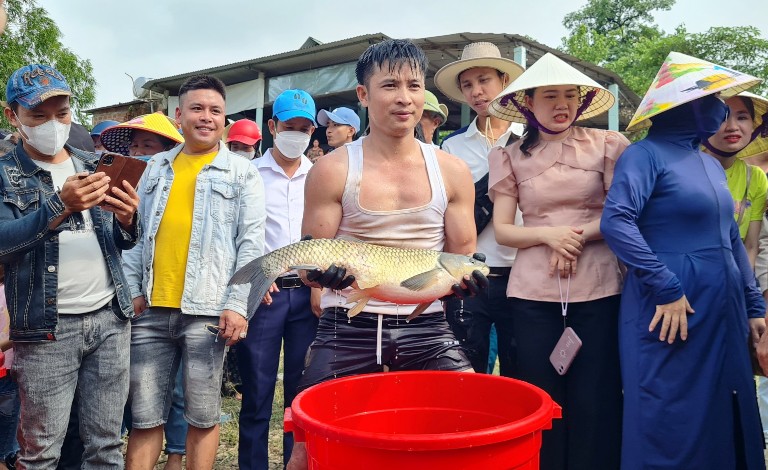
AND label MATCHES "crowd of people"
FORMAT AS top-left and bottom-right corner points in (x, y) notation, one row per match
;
(2, 27), (768, 470)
